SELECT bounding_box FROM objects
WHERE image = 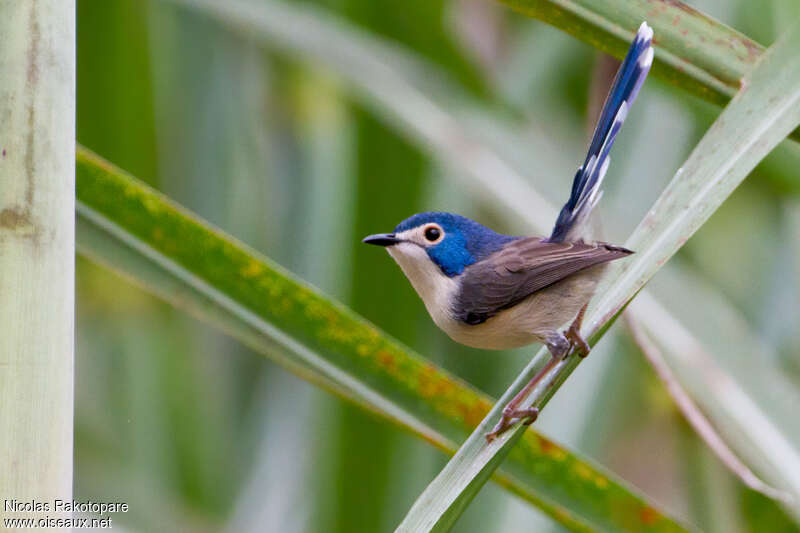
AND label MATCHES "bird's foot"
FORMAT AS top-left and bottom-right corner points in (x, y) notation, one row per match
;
(485, 407), (539, 443)
(565, 304), (591, 357)
(484, 355), (561, 443)
(484, 306), (591, 443)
